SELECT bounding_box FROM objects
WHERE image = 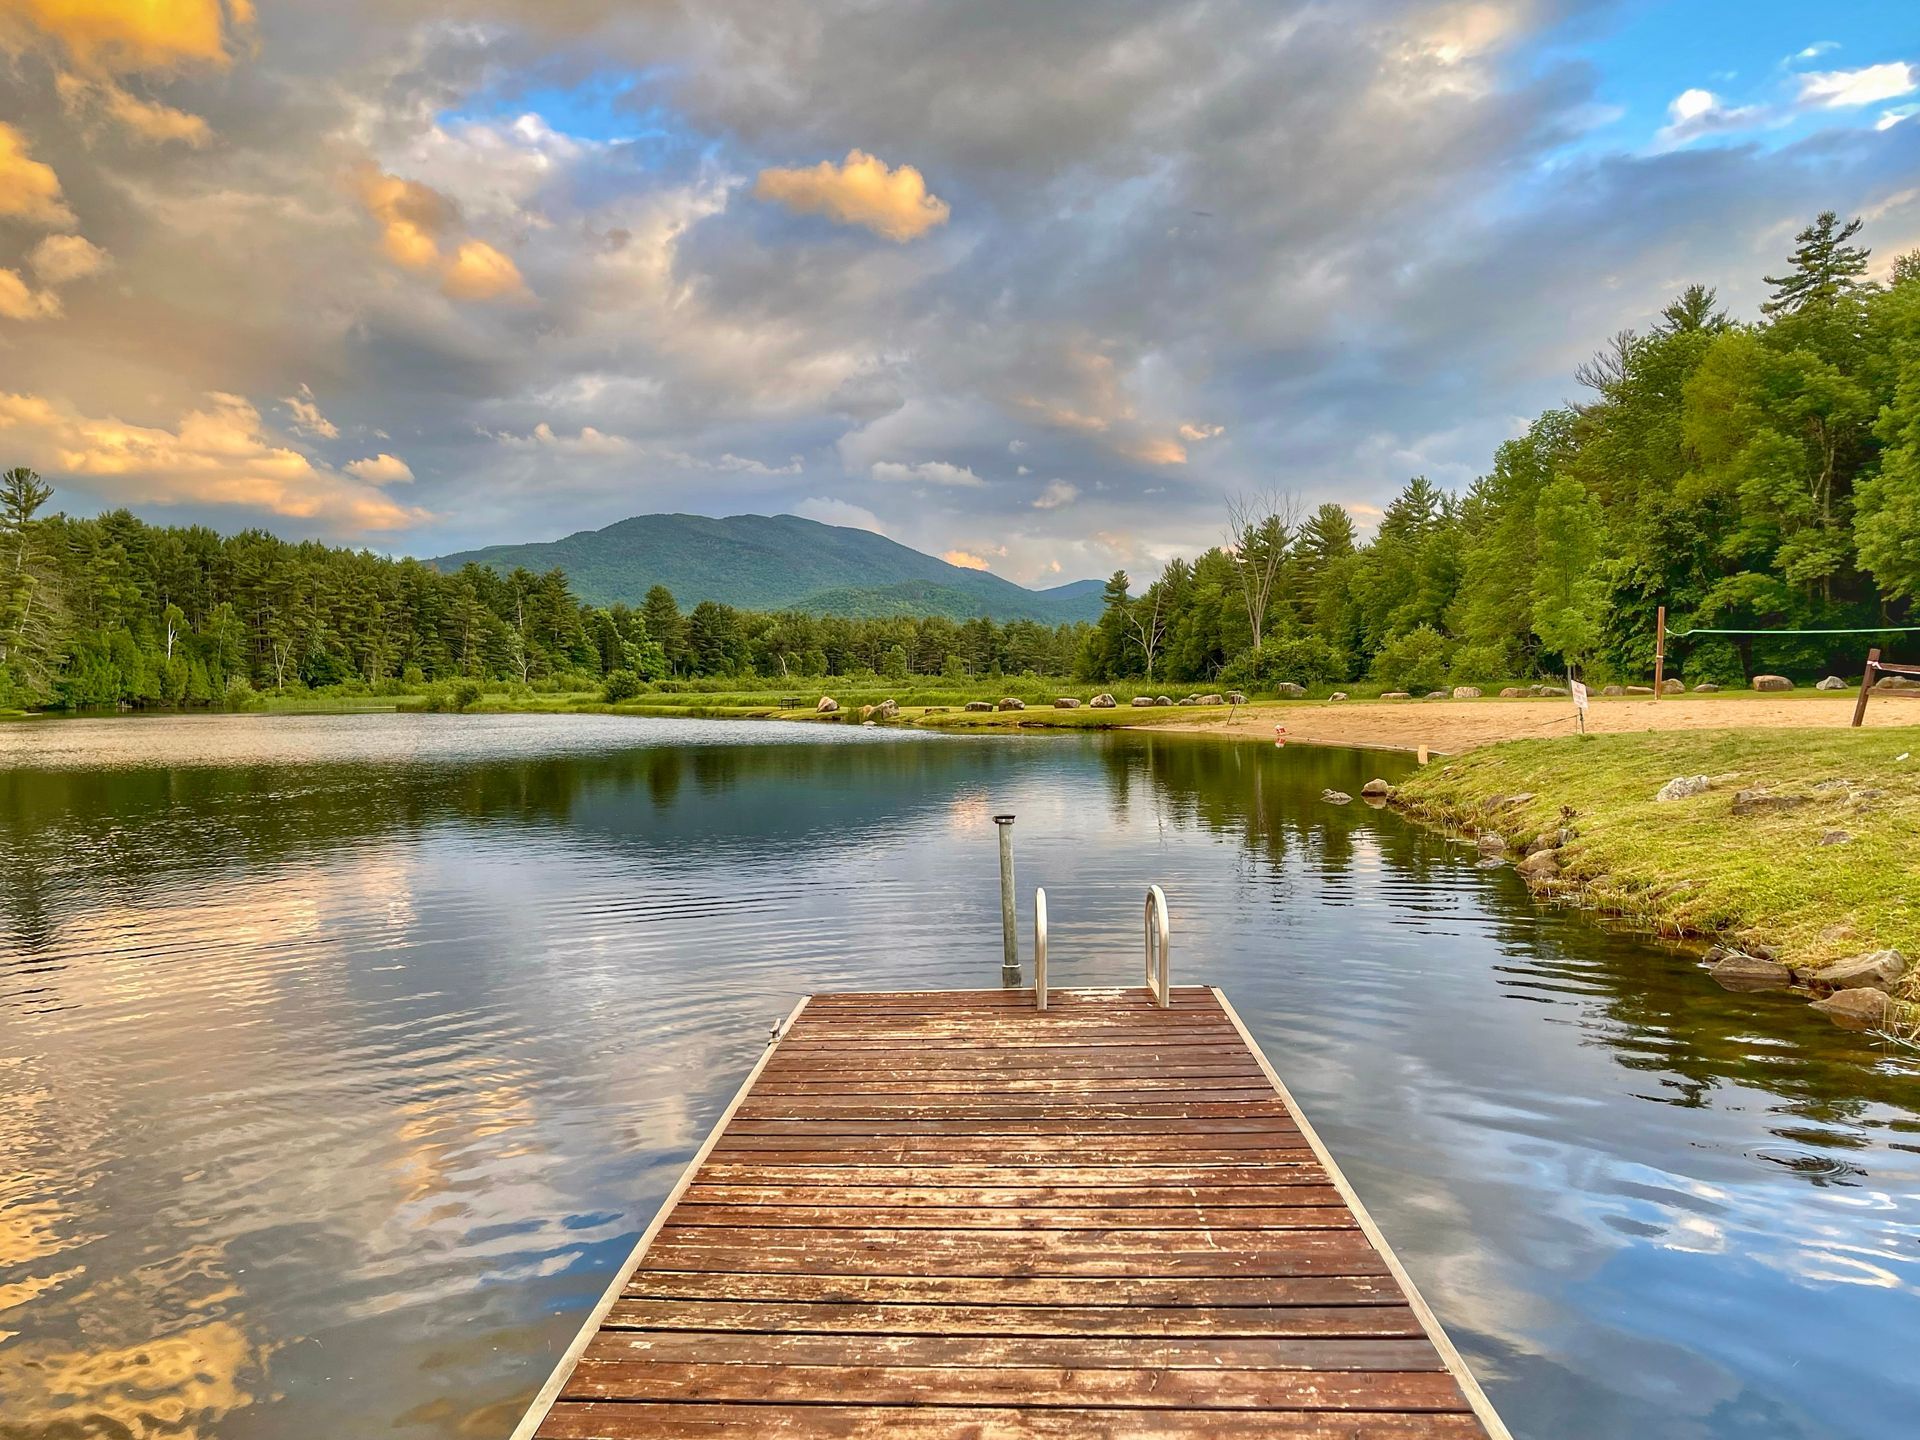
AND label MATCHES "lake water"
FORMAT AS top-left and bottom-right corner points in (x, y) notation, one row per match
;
(1, 712), (1916, 1439)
